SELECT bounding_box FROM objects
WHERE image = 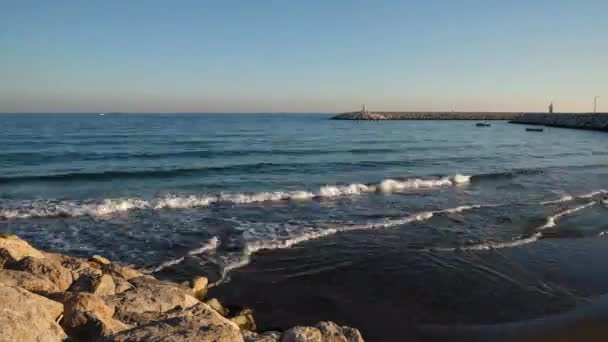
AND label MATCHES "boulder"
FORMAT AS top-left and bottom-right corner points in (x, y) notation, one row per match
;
(206, 297), (229, 316)
(281, 326), (323, 342)
(7, 256), (73, 290)
(102, 263), (145, 280)
(0, 283), (67, 341)
(0, 234), (45, 260)
(60, 292), (129, 341)
(114, 302), (231, 328)
(243, 331), (281, 342)
(0, 248), (15, 268)
(45, 252), (102, 280)
(105, 276), (198, 316)
(103, 305), (244, 342)
(89, 254), (111, 266)
(281, 322), (364, 342)
(112, 276), (134, 294)
(0, 269), (59, 293)
(190, 275), (208, 301)
(315, 321), (364, 342)
(230, 307), (257, 331)
(69, 273), (116, 296)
